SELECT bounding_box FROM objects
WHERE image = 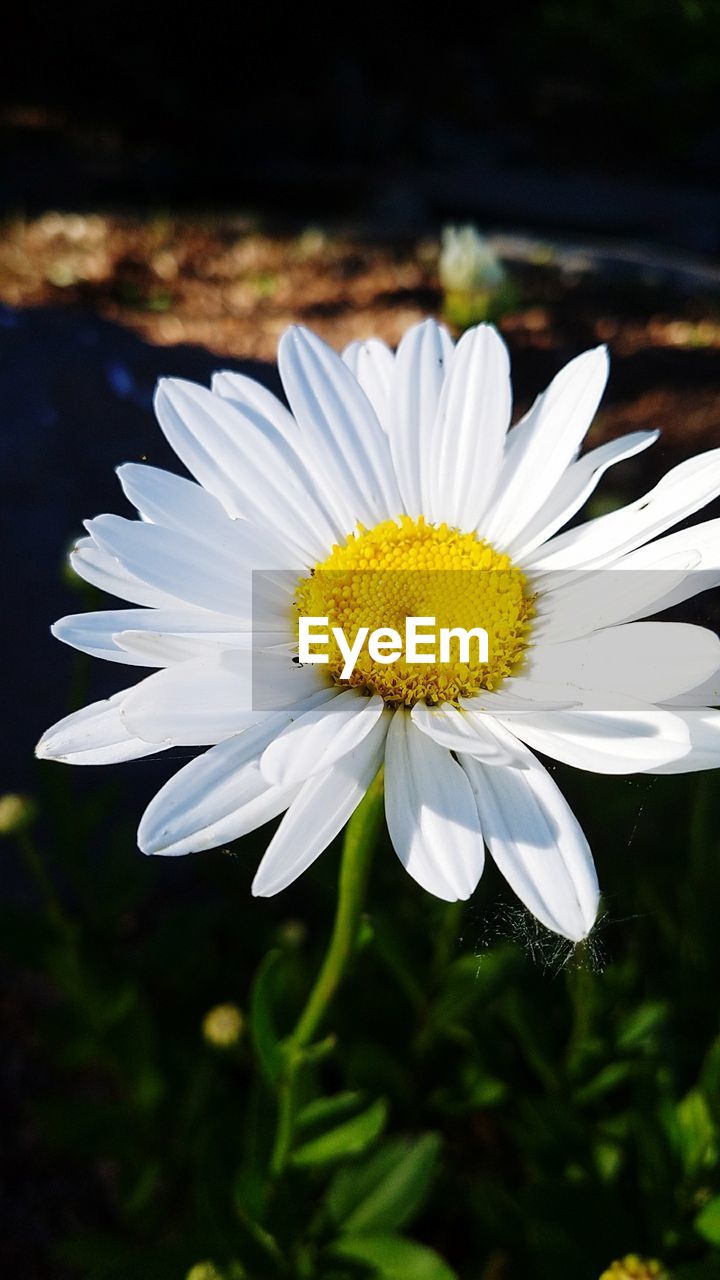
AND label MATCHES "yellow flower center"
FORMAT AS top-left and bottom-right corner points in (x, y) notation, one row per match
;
(294, 516), (533, 706)
(599, 1256), (668, 1280)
